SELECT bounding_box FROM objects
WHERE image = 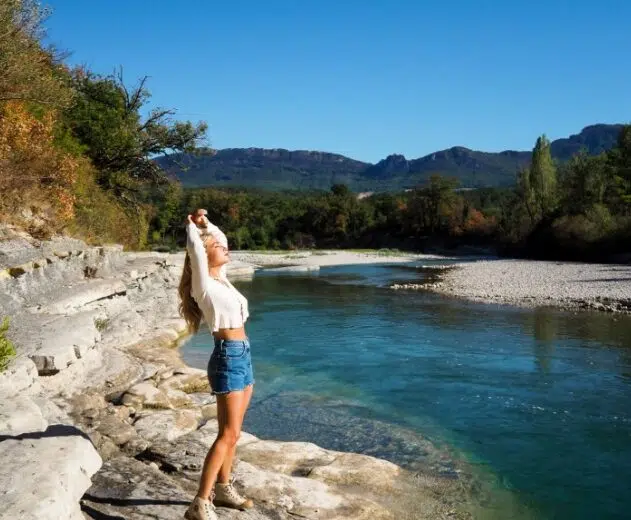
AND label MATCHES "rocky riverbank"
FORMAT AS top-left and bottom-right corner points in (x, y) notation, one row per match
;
(393, 259), (631, 314)
(0, 226), (476, 520)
